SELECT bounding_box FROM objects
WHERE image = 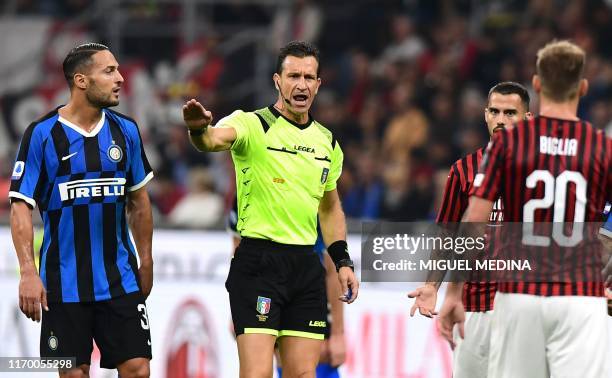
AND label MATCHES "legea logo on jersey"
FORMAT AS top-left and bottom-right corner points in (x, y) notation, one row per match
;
(58, 178), (126, 201)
